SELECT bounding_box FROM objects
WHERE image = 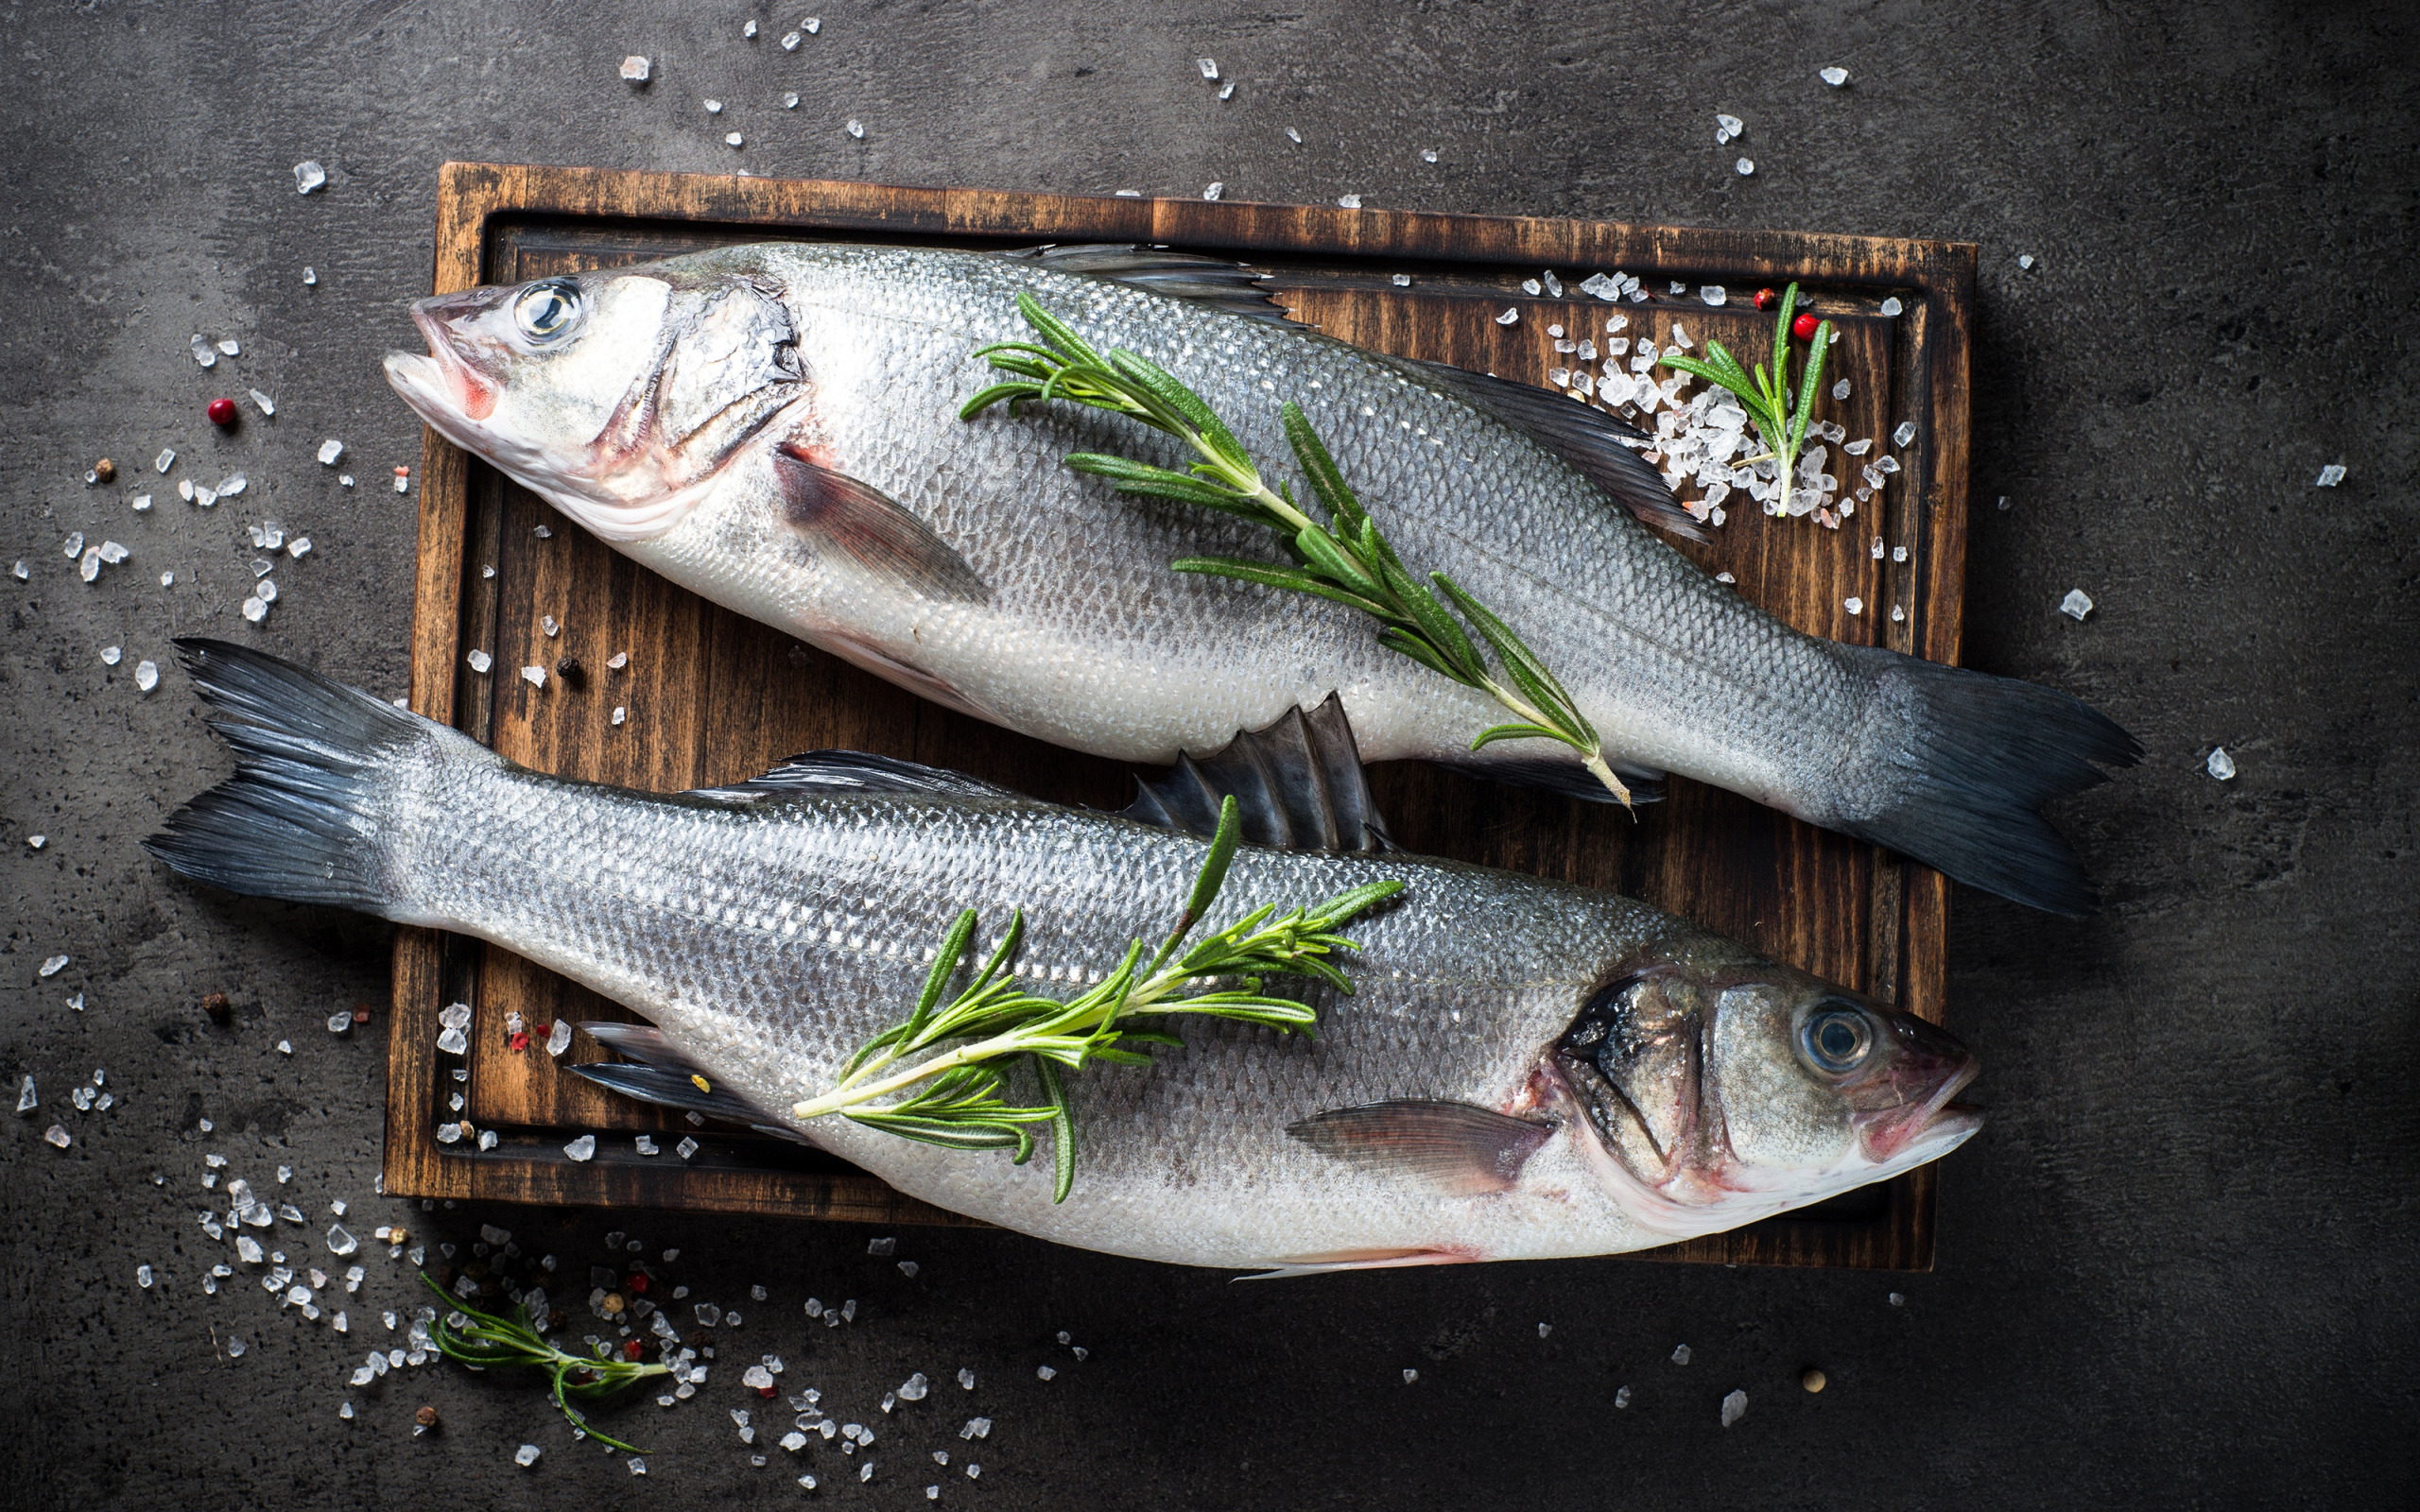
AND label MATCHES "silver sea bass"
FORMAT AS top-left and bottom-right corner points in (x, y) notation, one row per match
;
(147, 642), (1982, 1271)
(383, 242), (2138, 914)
